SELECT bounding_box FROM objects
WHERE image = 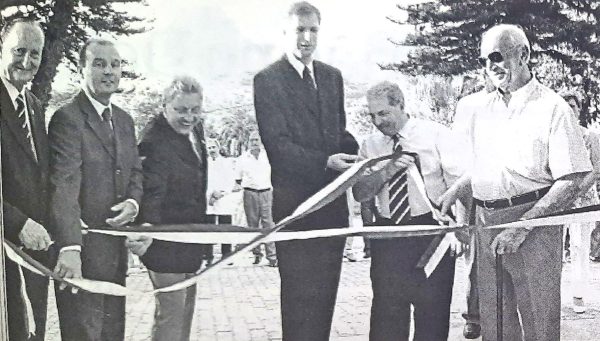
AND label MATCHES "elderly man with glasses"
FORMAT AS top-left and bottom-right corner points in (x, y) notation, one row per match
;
(440, 24), (594, 341)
